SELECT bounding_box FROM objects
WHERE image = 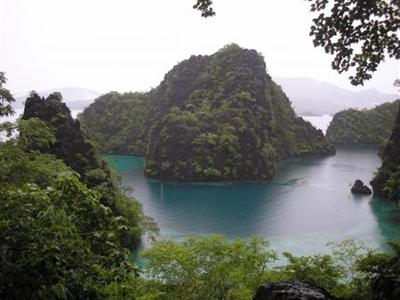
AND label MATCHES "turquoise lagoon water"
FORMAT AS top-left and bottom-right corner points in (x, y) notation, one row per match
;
(105, 146), (400, 256)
